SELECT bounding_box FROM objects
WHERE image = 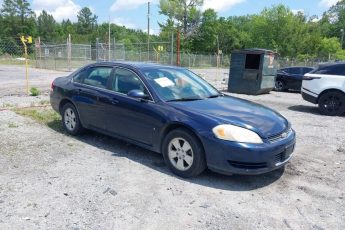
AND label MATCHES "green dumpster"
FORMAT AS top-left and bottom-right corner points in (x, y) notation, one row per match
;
(228, 49), (278, 95)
